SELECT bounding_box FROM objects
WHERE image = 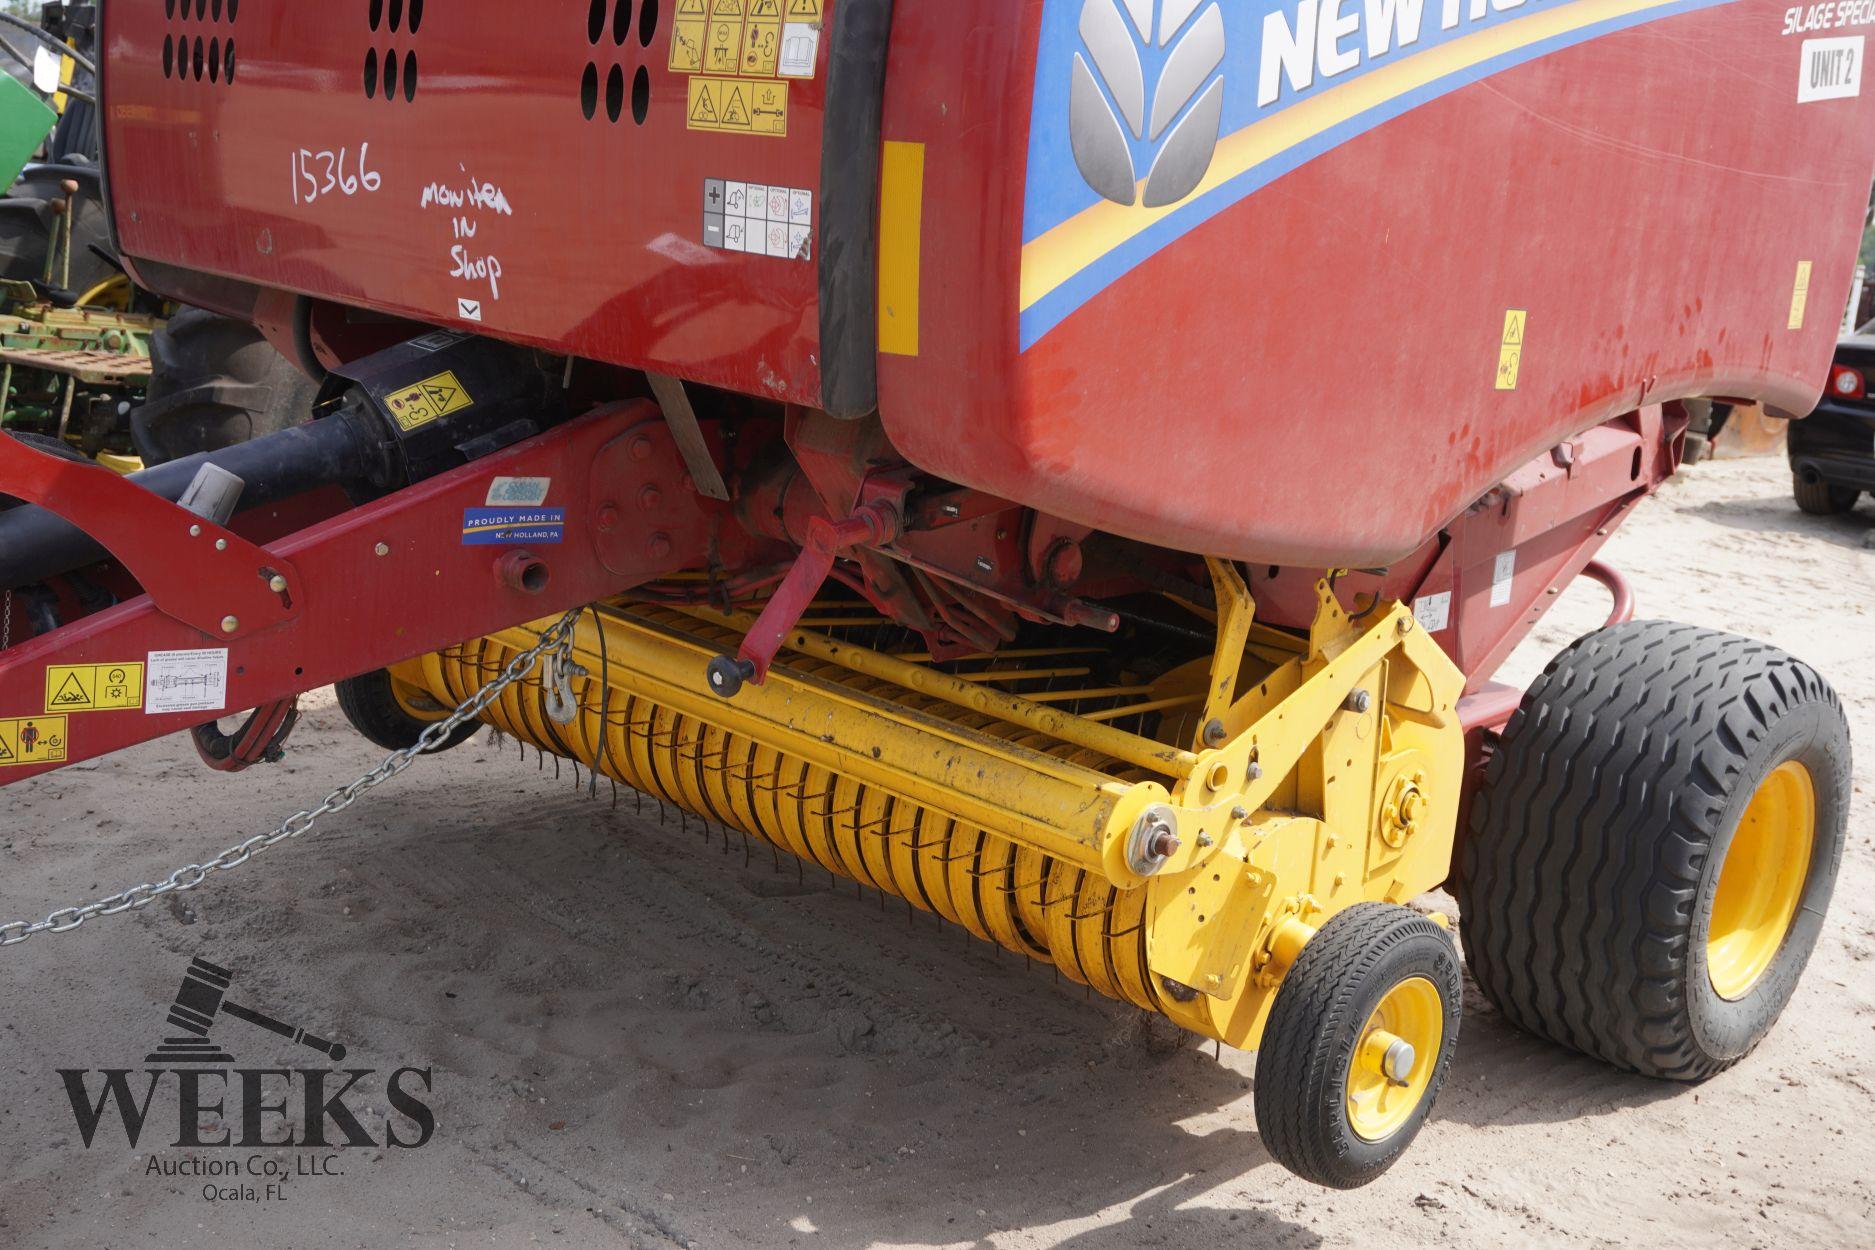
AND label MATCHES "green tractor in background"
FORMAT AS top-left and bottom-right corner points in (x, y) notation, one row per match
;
(0, 2), (313, 473)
